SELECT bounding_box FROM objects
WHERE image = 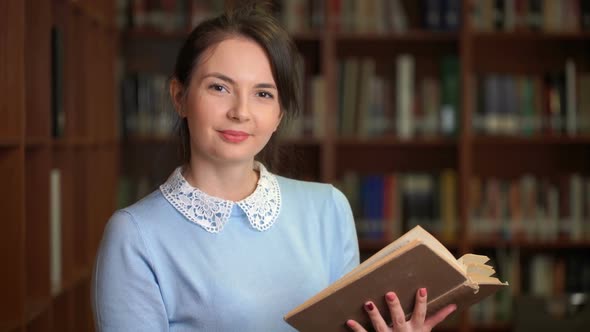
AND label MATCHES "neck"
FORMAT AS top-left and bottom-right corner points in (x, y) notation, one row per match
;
(182, 158), (259, 202)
